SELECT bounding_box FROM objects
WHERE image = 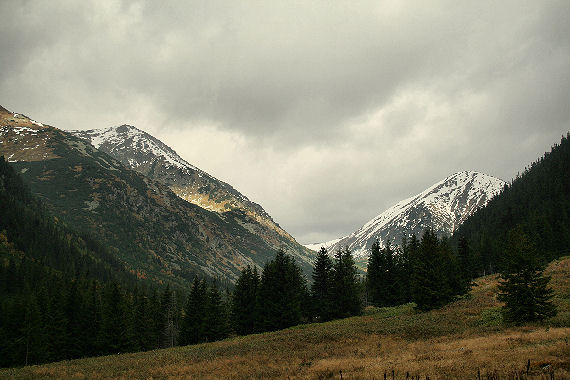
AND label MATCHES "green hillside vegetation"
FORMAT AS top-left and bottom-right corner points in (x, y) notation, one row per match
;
(0, 156), (188, 366)
(452, 133), (570, 275)
(0, 108), (314, 287)
(3, 256), (568, 379)
(0, 157), (363, 368)
(2, 104), (568, 375)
